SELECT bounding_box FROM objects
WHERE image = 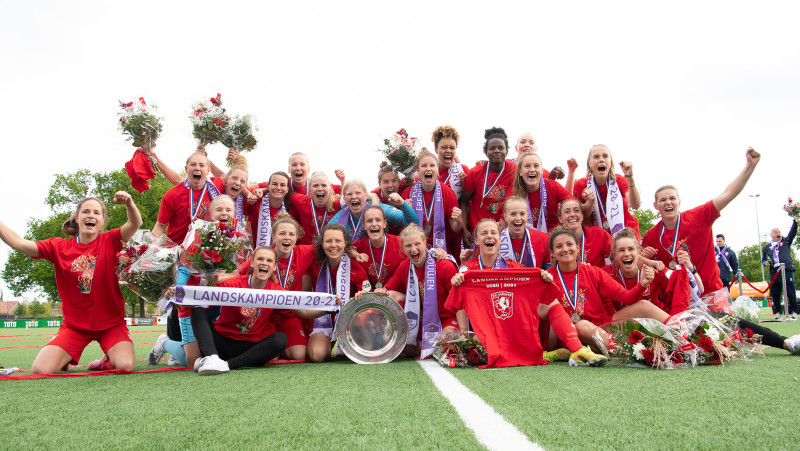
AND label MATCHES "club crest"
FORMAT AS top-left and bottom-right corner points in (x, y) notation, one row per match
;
(406, 311), (419, 330)
(491, 291), (513, 320)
